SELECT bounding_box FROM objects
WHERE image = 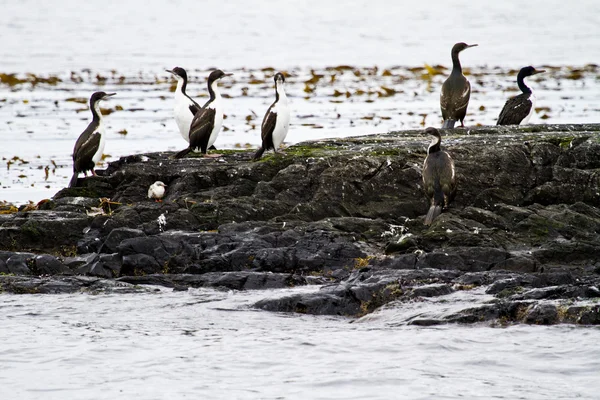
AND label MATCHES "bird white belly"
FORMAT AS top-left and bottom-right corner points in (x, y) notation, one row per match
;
(174, 92), (194, 142)
(207, 99), (223, 149)
(521, 93), (536, 125)
(272, 102), (290, 149)
(92, 120), (105, 164)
